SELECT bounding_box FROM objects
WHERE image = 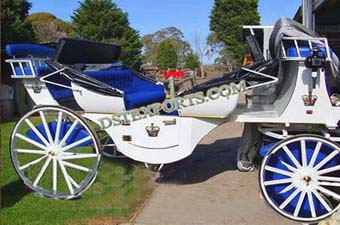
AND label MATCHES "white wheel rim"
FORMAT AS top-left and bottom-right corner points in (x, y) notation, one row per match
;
(260, 135), (340, 222)
(10, 106), (101, 199)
